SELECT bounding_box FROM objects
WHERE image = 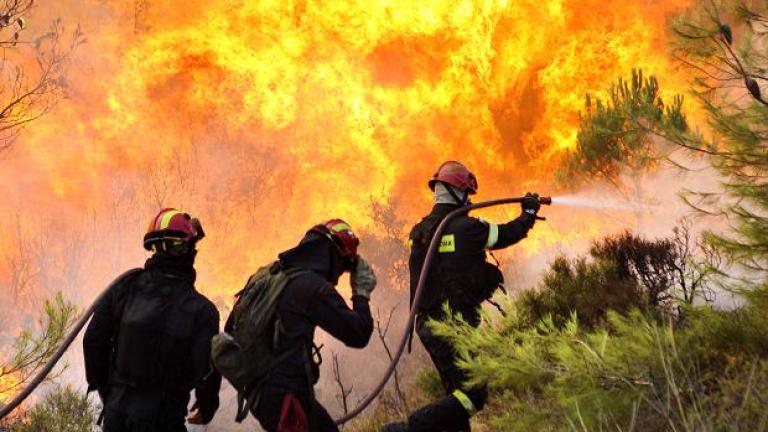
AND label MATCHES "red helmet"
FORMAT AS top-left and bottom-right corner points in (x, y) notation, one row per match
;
(143, 208), (203, 251)
(309, 219), (359, 261)
(428, 161), (478, 194)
